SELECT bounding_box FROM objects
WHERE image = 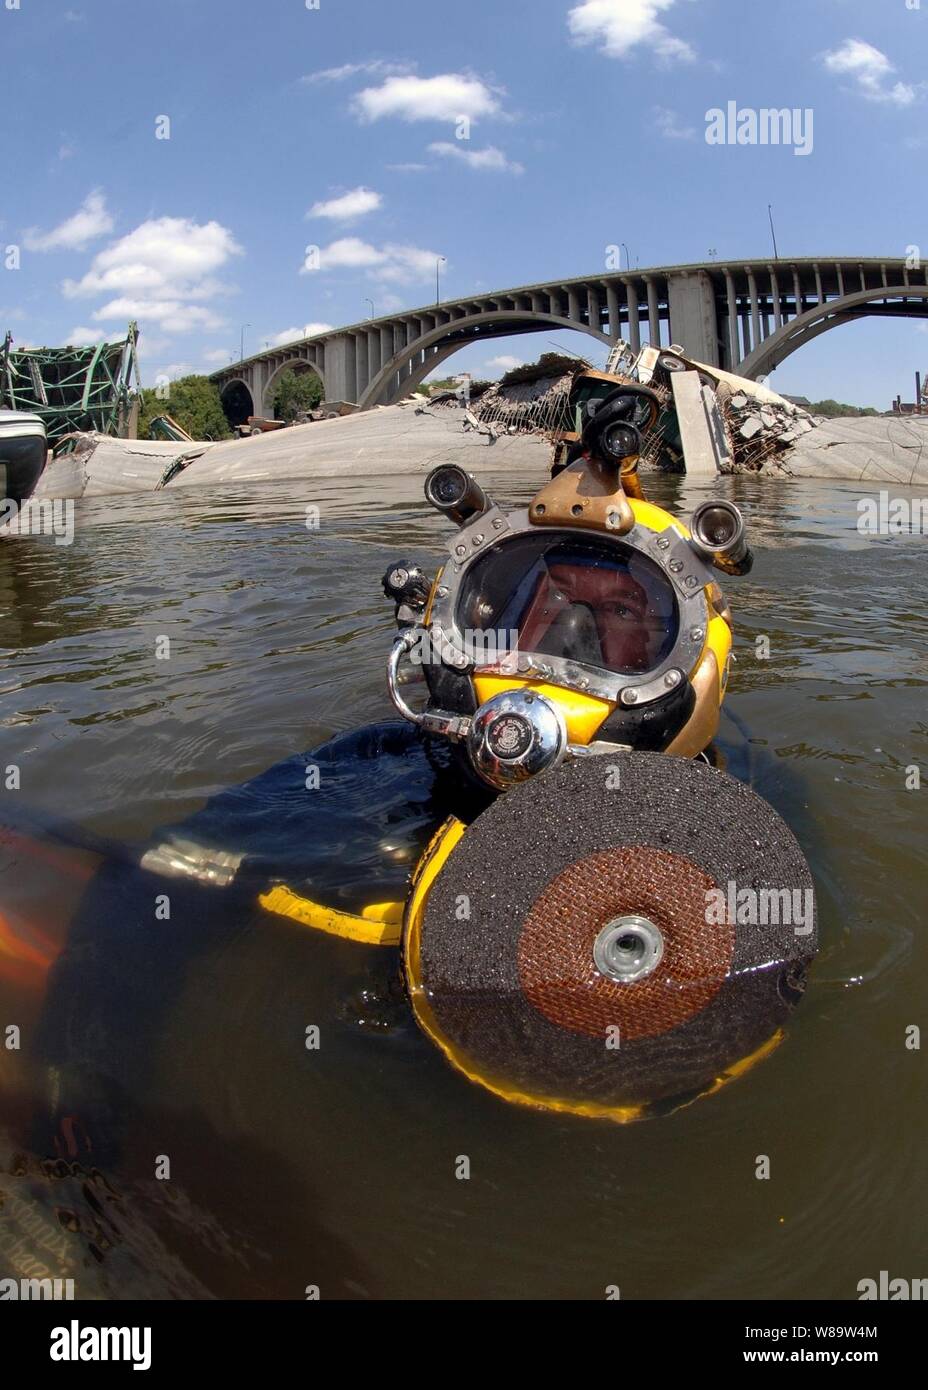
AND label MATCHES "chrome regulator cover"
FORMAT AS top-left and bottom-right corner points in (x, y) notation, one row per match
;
(466, 688), (567, 791)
